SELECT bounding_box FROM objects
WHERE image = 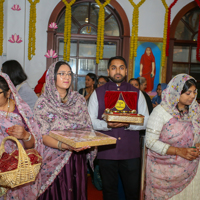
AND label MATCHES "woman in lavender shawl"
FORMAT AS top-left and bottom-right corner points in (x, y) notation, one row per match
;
(34, 61), (96, 199)
(0, 73), (43, 199)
